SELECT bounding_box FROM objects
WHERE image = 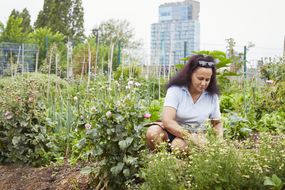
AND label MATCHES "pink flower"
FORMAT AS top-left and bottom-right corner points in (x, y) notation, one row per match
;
(85, 123), (92, 129)
(144, 113), (151, 119)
